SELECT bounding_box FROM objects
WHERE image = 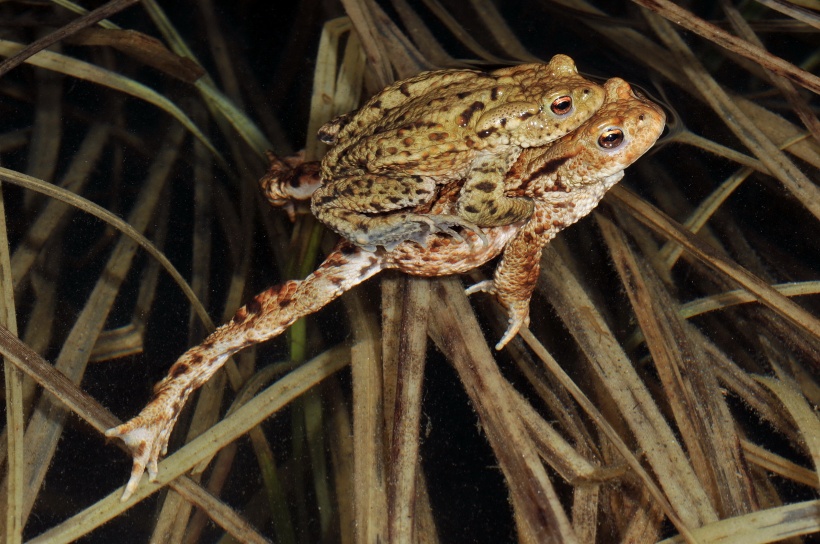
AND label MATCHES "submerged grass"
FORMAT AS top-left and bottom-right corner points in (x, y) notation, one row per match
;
(0, 0), (817, 542)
